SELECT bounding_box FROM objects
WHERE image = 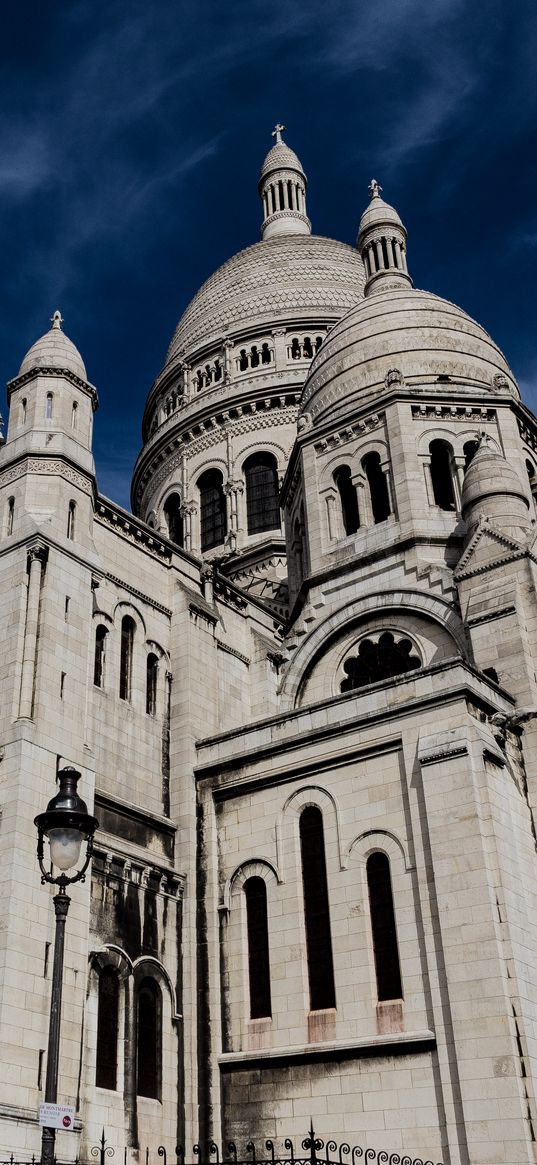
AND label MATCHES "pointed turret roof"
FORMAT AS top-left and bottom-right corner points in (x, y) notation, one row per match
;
(19, 310), (87, 381)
